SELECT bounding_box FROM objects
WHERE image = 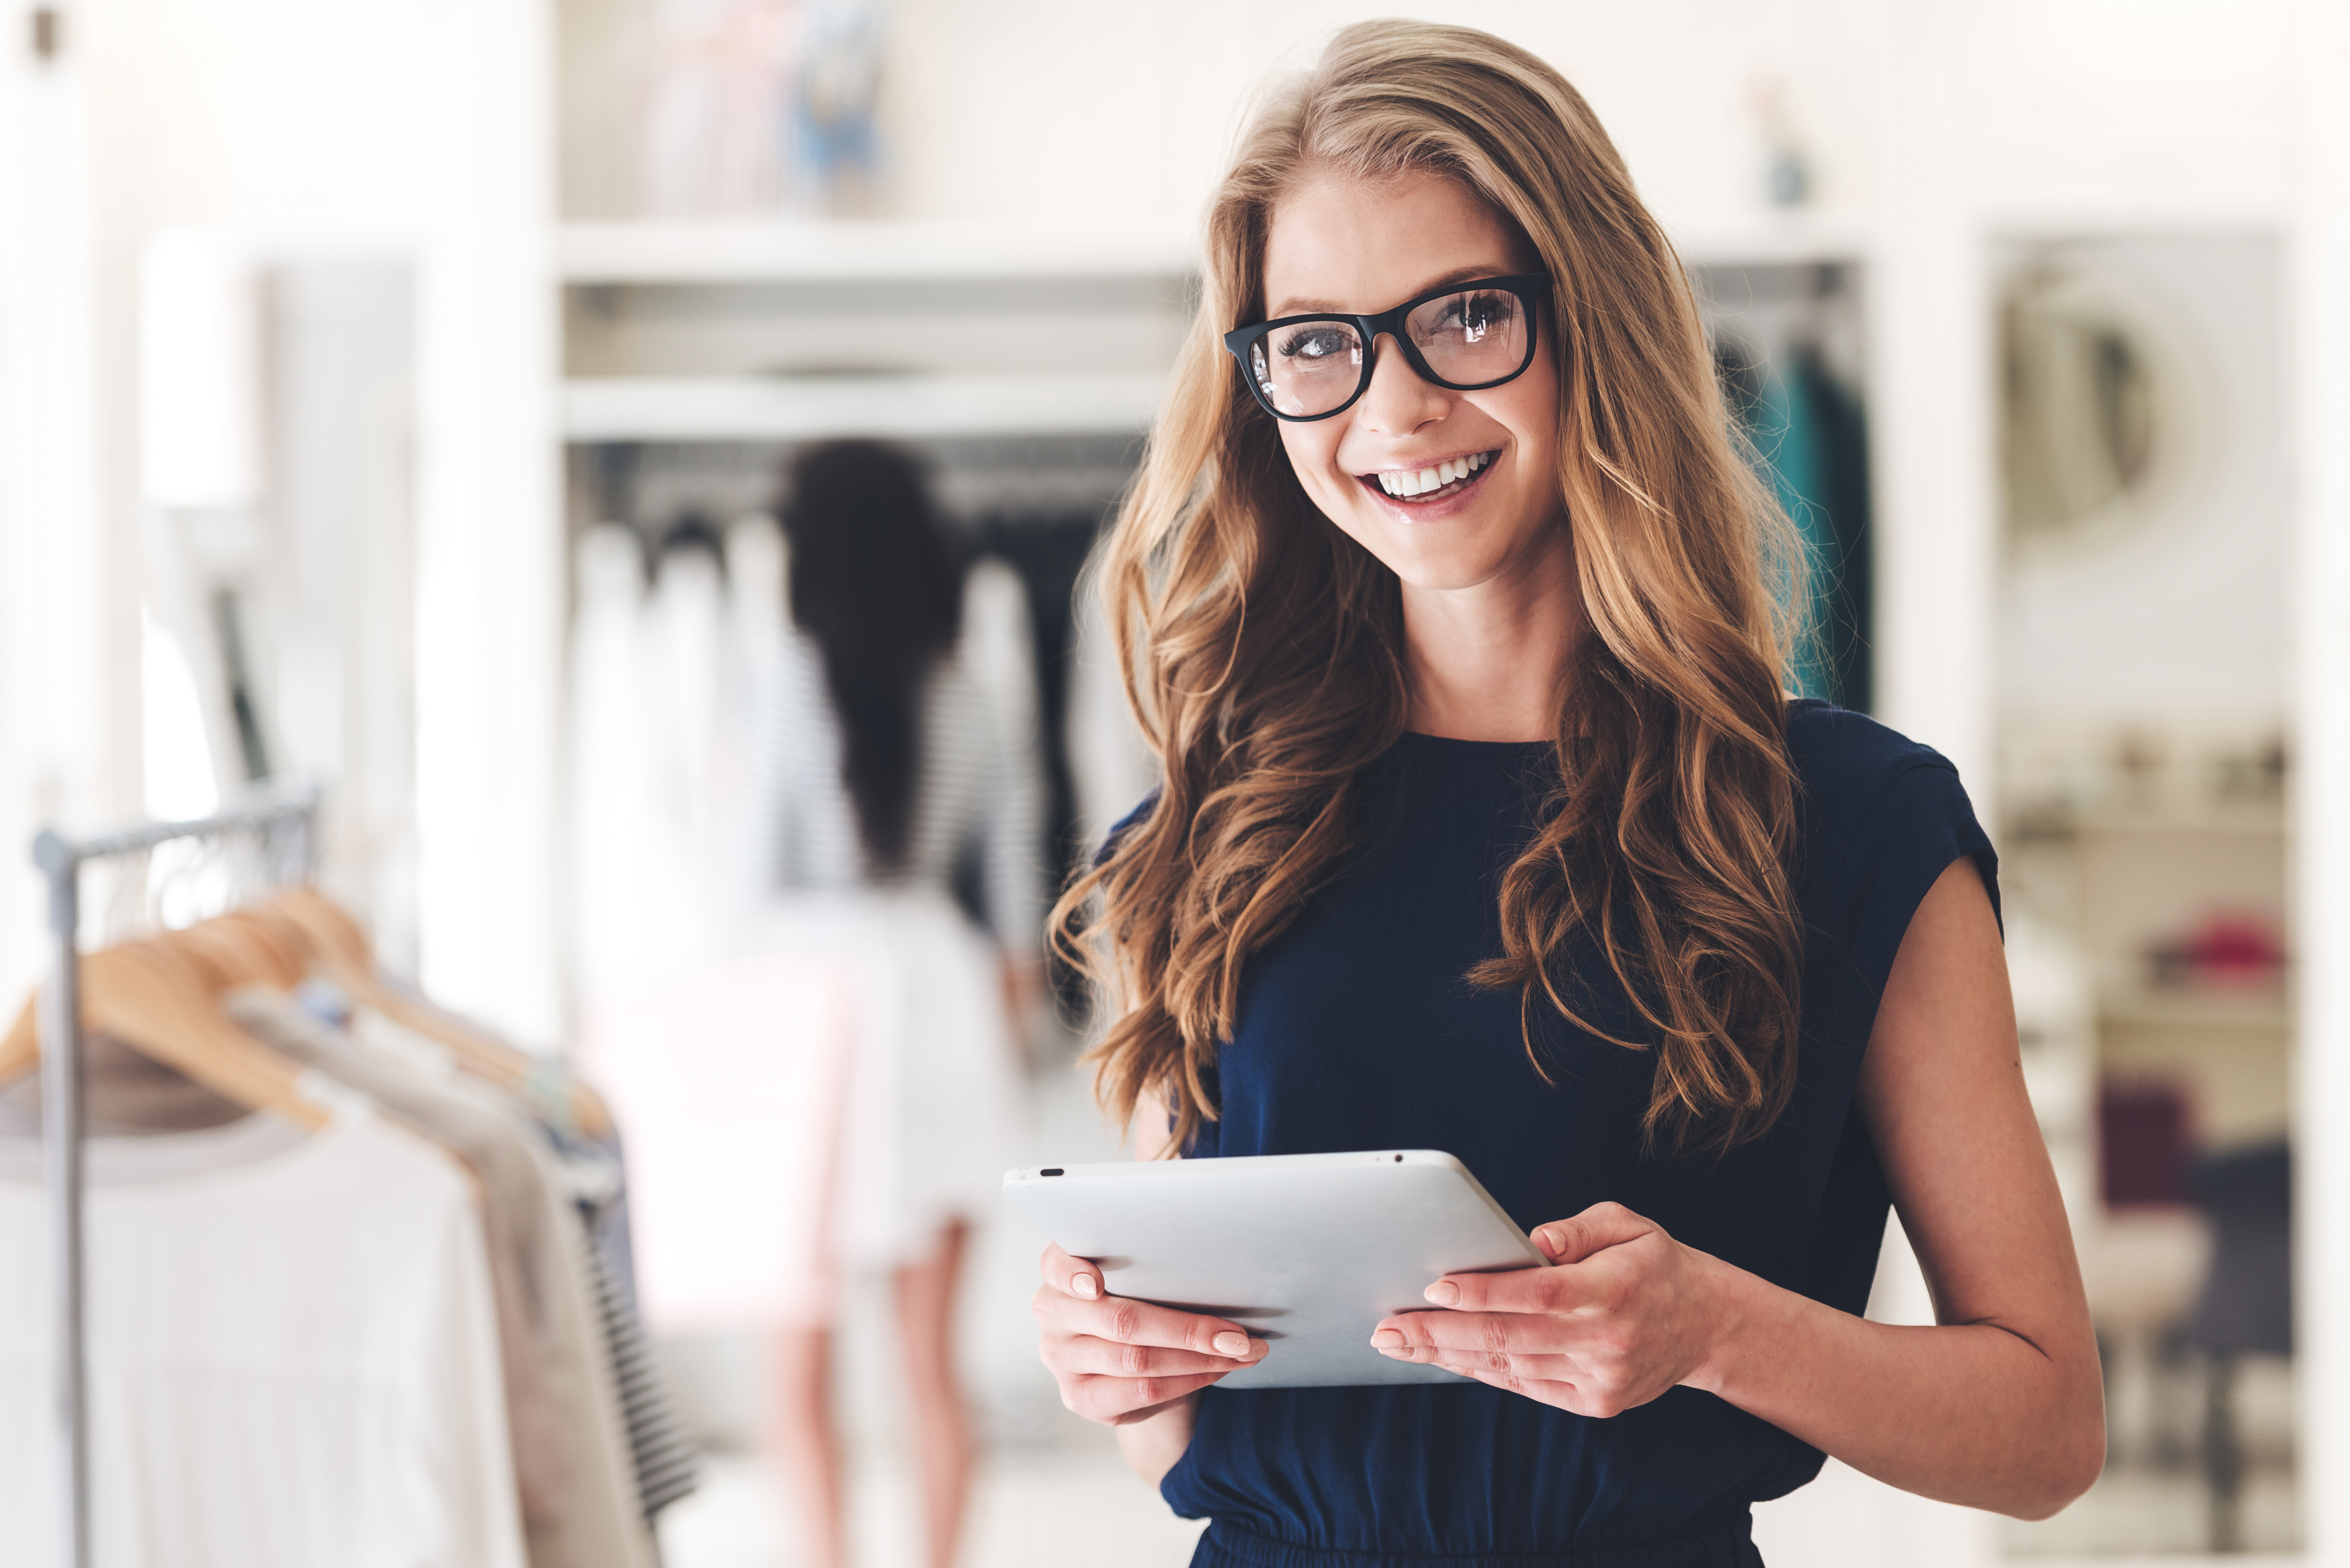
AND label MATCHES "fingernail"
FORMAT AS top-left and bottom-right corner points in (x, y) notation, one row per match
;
(1072, 1275), (1098, 1299)
(1424, 1280), (1459, 1307)
(1370, 1329), (1404, 1350)
(1535, 1226), (1563, 1255)
(1212, 1331), (1249, 1357)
